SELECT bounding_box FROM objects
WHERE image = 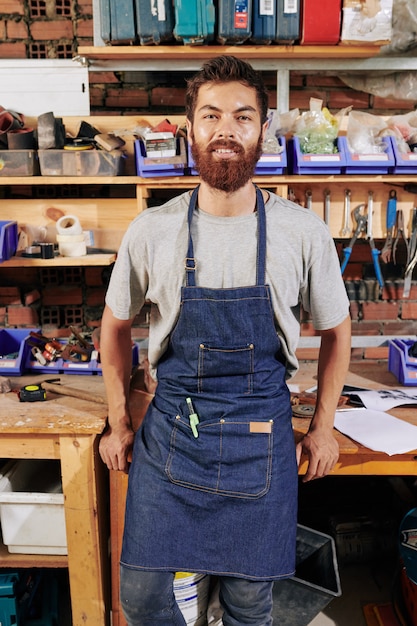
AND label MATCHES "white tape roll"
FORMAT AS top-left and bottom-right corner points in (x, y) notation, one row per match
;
(56, 215), (83, 236)
(56, 233), (85, 243)
(58, 240), (87, 257)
